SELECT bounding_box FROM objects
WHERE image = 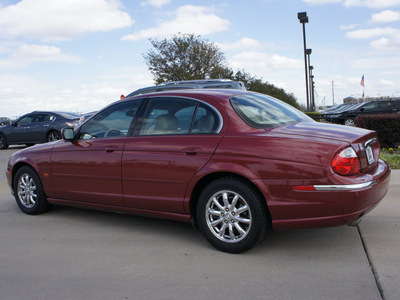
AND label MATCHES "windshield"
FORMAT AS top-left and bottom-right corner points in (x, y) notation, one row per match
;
(230, 93), (312, 129)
